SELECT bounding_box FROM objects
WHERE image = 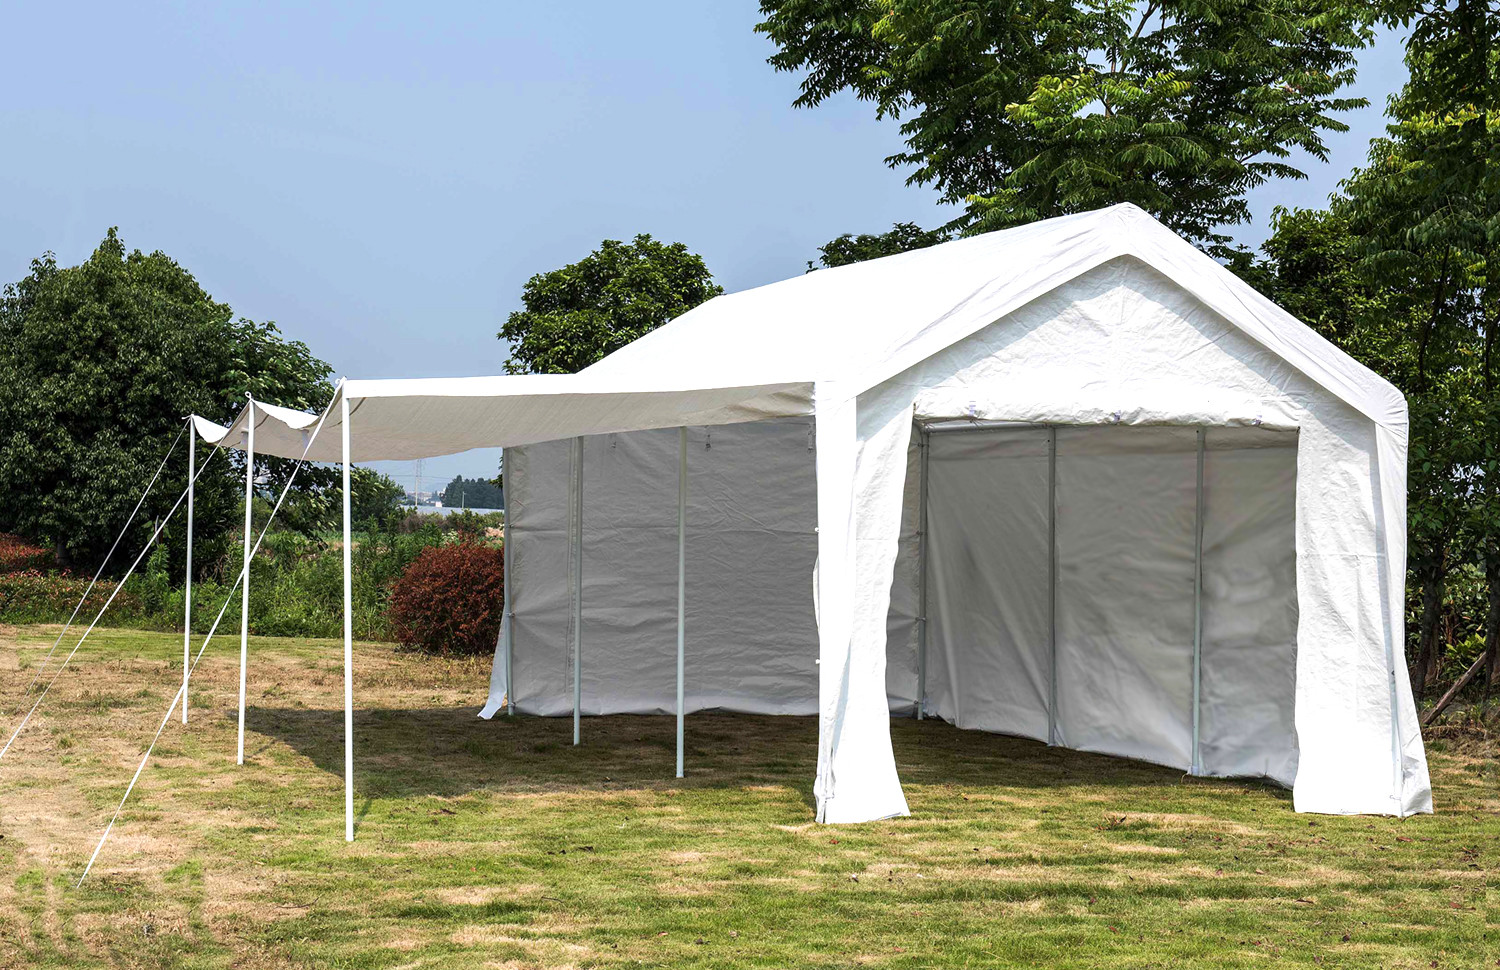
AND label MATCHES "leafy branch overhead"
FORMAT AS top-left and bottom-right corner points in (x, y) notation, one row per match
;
(758, 0), (1373, 256)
